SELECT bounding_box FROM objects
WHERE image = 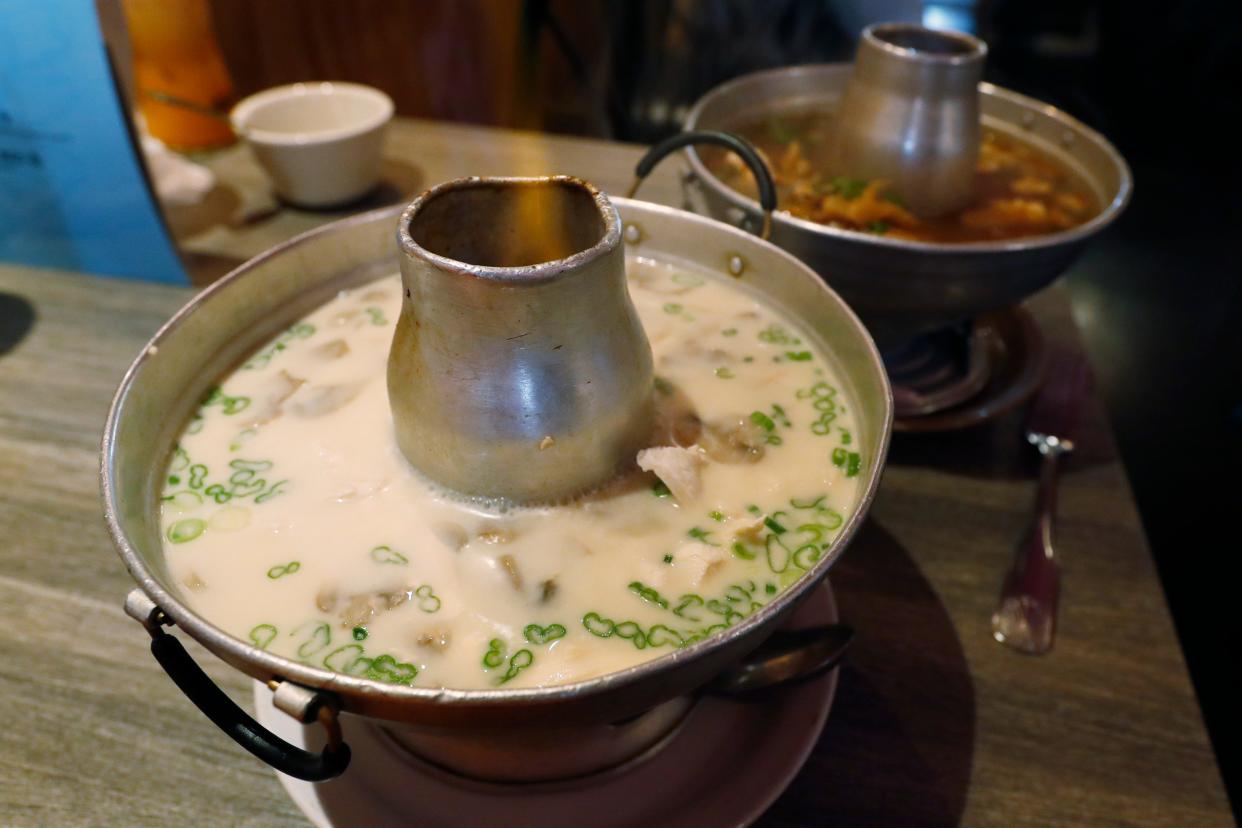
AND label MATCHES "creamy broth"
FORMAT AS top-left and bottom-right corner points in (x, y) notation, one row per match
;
(160, 258), (864, 689)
